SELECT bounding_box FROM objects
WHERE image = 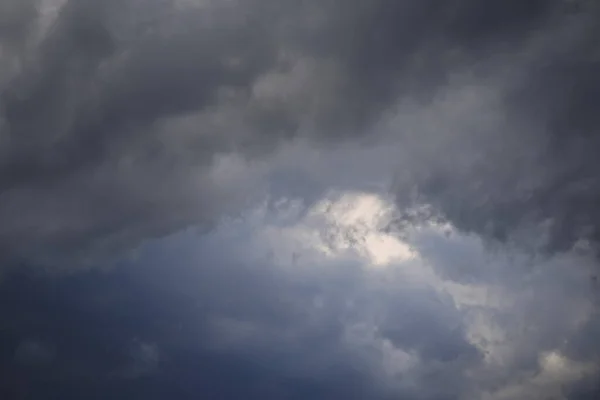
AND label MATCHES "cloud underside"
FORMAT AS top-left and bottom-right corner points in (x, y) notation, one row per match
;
(2, 192), (599, 399)
(1, 0), (600, 399)
(0, 0), (599, 258)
